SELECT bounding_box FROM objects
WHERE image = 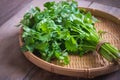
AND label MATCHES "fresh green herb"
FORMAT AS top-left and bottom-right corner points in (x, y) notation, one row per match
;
(19, 0), (120, 64)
